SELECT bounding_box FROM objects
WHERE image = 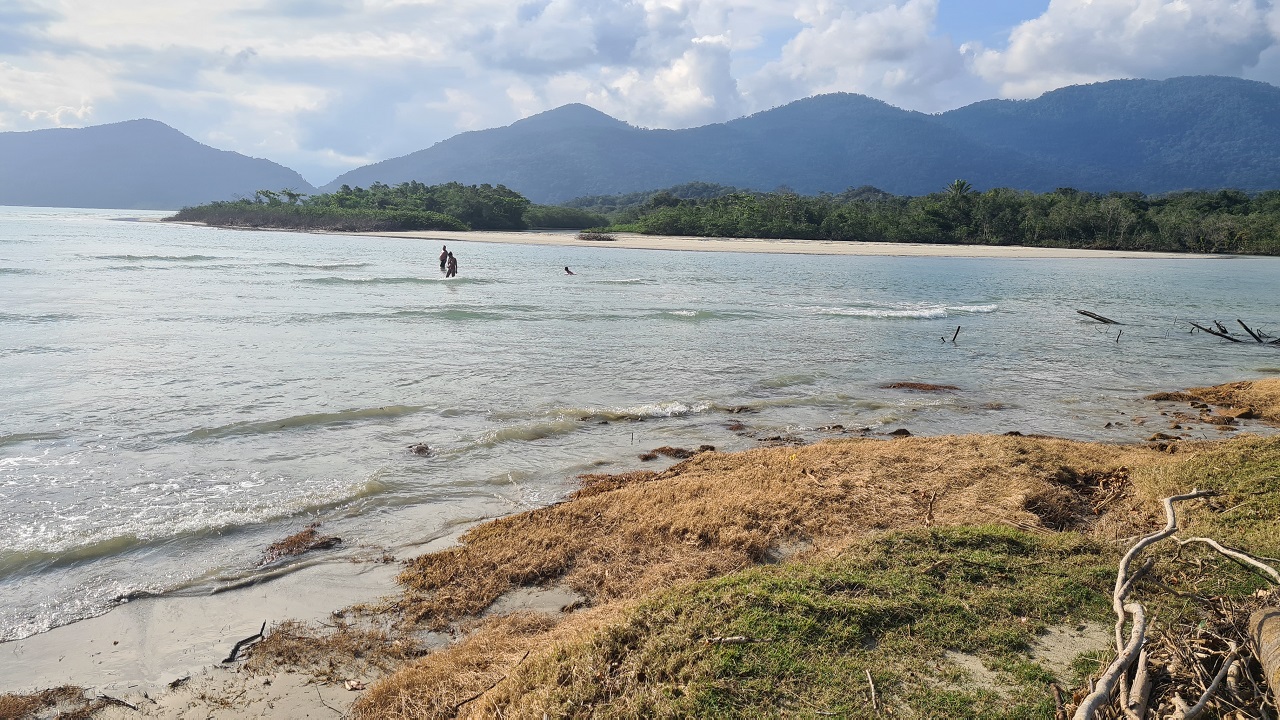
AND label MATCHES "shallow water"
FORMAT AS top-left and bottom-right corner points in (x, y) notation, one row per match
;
(2, 206), (1278, 642)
